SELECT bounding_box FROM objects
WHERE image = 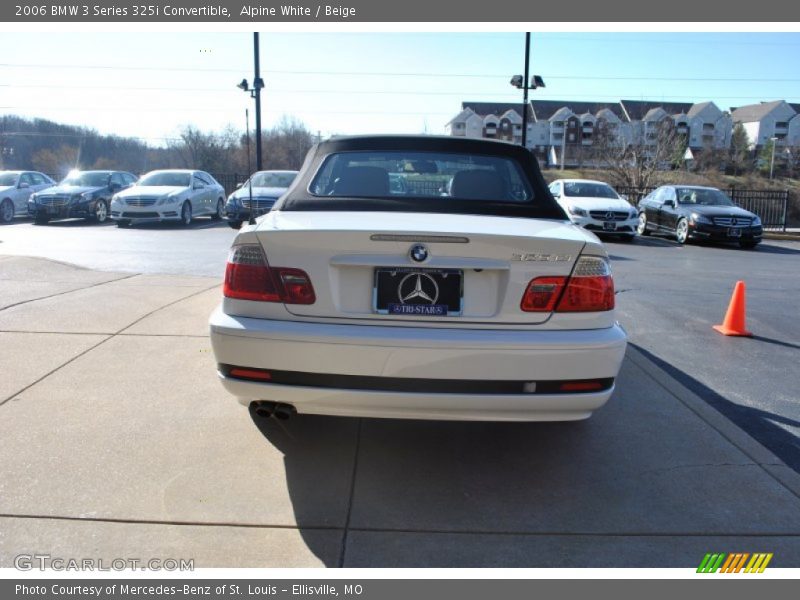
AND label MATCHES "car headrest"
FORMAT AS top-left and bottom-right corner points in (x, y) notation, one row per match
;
(450, 170), (506, 200)
(333, 166), (390, 196)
